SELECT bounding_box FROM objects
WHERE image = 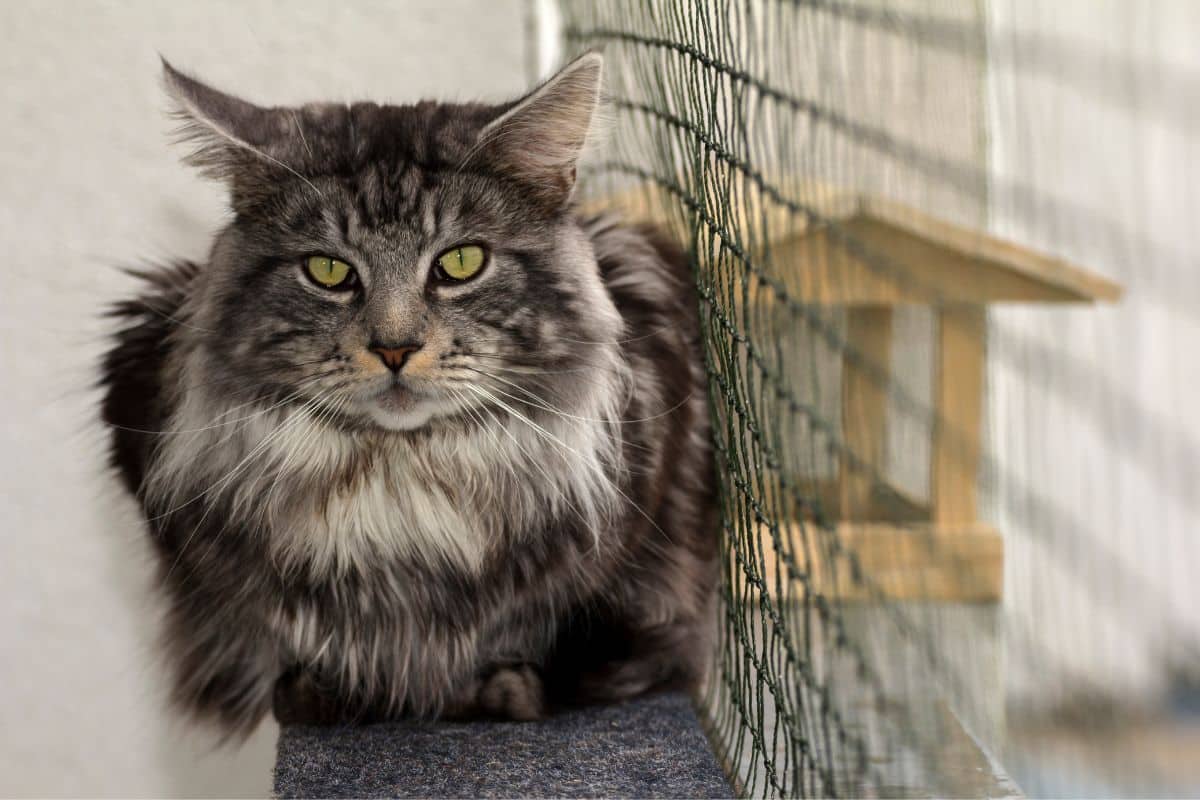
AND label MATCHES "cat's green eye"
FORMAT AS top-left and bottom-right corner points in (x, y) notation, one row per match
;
(435, 245), (487, 282)
(305, 256), (354, 288)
